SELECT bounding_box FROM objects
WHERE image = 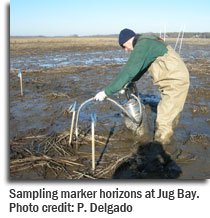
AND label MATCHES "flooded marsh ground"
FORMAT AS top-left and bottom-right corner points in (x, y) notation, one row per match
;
(9, 37), (210, 179)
